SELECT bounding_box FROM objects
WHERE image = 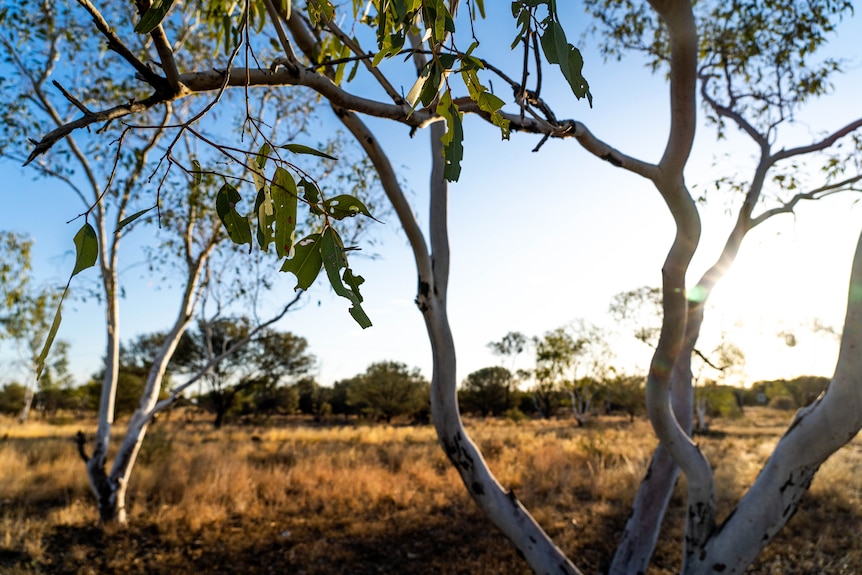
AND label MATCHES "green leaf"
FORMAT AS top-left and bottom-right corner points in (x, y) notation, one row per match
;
(324, 194), (376, 220)
(540, 21), (592, 105)
(72, 223), (98, 277)
(406, 61), (433, 110)
(461, 69), (510, 139)
(474, 0), (485, 18)
(249, 154), (267, 193)
(115, 206), (156, 234)
(279, 143), (338, 161)
(254, 187), (275, 251)
(191, 159), (202, 186)
(280, 233), (323, 290)
(320, 227), (372, 328)
(134, 0), (176, 34)
(272, 167), (298, 258)
(300, 178), (324, 214)
(216, 184), (253, 248)
(437, 91), (464, 182)
(342, 267), (365, 297)
(256, 142), (272, 169)
(35, 300), (62, 380)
